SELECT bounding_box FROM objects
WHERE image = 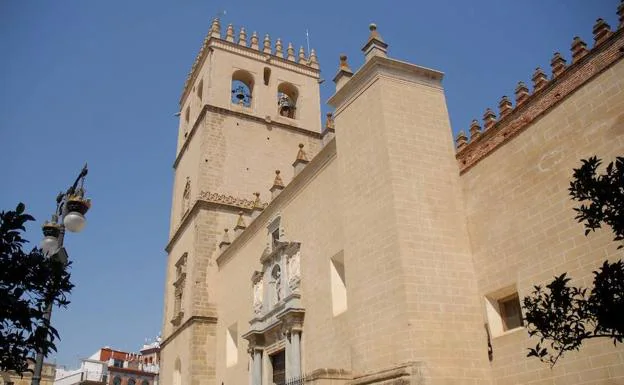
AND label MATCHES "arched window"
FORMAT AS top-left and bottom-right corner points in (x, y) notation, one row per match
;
(277, 82), (298, 119)
(128, 379), (136, 385)
(113, 376), (122, 385)
(231, 70), (254, 107)
(142, 380), (149, 385)
(173, 358), (182, 385)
